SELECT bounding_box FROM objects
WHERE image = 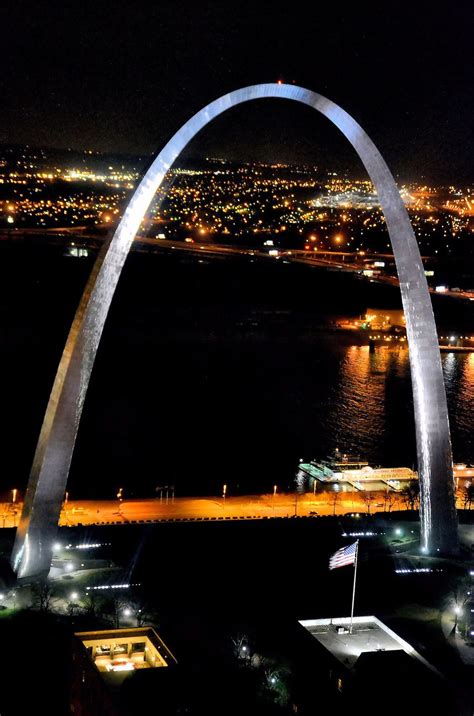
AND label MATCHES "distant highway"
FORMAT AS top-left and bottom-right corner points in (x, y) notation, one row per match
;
(2, 228), (473, 302)
(145, 240), (474, 302)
